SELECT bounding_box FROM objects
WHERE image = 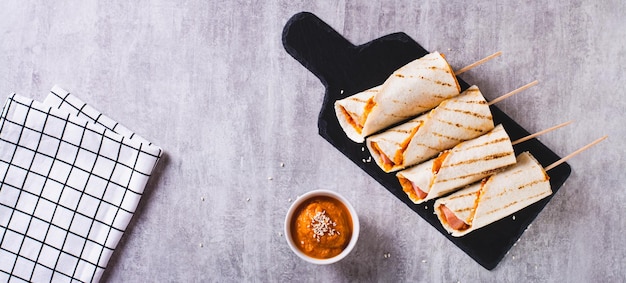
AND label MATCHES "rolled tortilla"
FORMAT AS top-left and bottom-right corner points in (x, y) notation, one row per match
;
(397, 124), (516, 204)
(434, 152), (551, 237)
(367, 85), (494, 172)
(334, 52), (460, 143)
